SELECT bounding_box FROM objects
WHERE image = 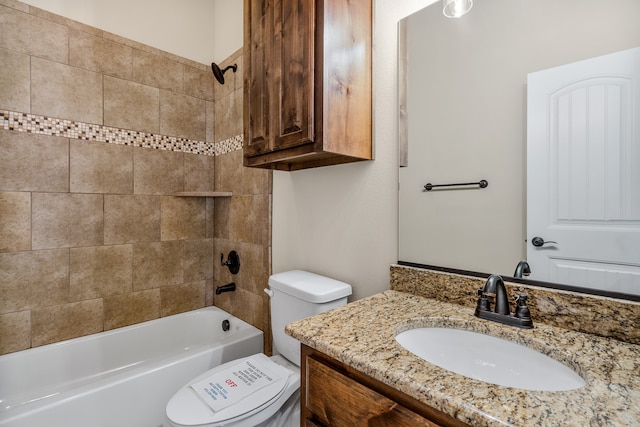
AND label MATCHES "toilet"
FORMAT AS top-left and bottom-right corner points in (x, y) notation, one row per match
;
(164, 270), (352, 427)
